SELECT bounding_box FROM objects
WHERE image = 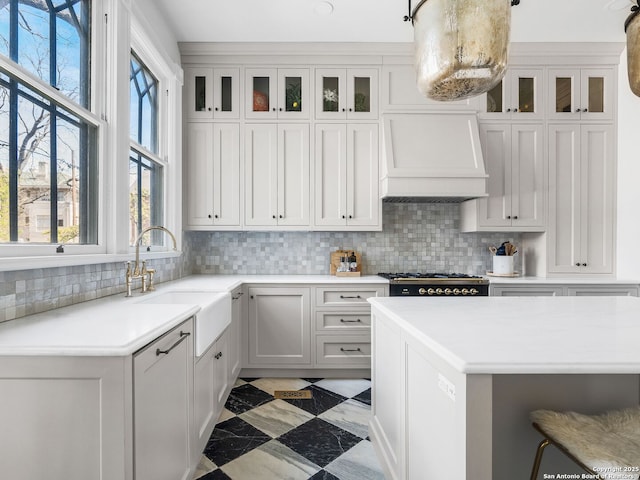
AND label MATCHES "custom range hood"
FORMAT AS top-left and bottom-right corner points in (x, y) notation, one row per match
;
(380, 112), (487, 202)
